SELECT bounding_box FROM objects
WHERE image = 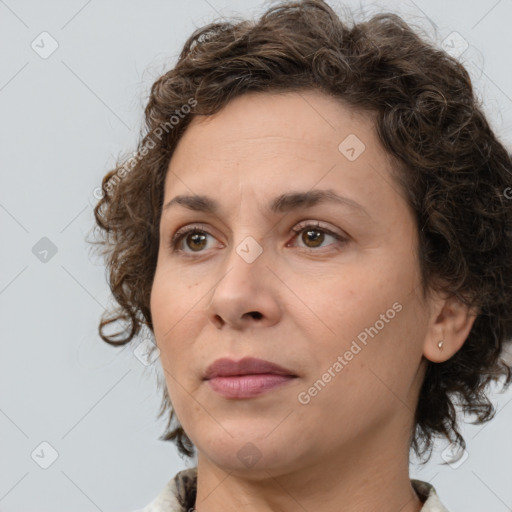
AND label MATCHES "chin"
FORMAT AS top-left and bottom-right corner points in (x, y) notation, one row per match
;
(195, 433), (295, 473)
